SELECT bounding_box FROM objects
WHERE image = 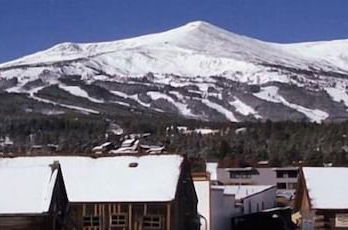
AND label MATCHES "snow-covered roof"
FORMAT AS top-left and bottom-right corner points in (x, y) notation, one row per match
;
(302, 167), (348, 209)
(206, 162), (218, 181)
(0, 155), (183, 203)
(212, 185), (274, 200)
(92, 142), (112, 152)
(120, 138), (139, 148)
(0, 163), (58, 214)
